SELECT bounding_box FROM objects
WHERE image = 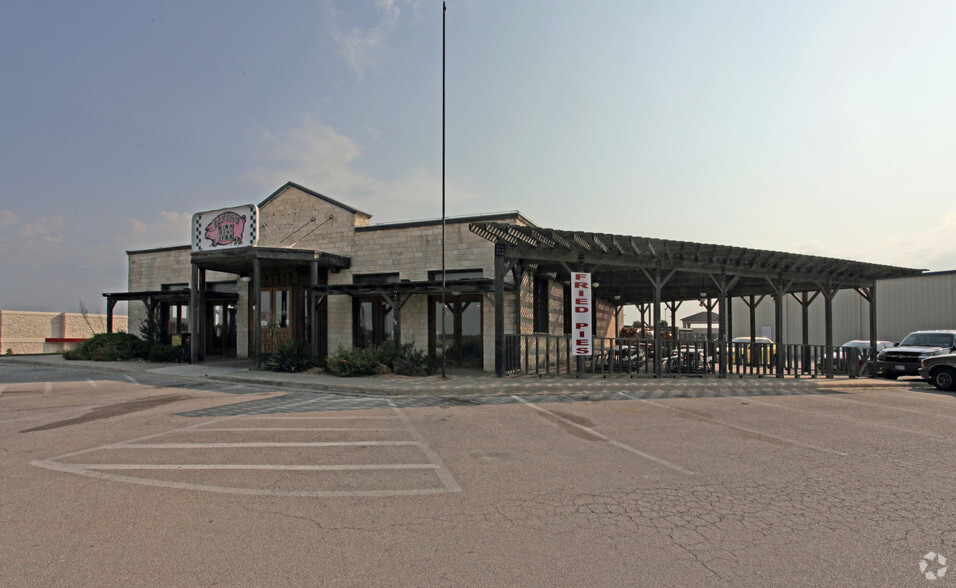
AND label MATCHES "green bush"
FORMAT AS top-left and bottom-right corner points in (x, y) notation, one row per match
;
(64, 332), (146, 361)
(326, 342), (432, 377)
(147, 343), (183, 363)
(264, 339), (314, 373)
